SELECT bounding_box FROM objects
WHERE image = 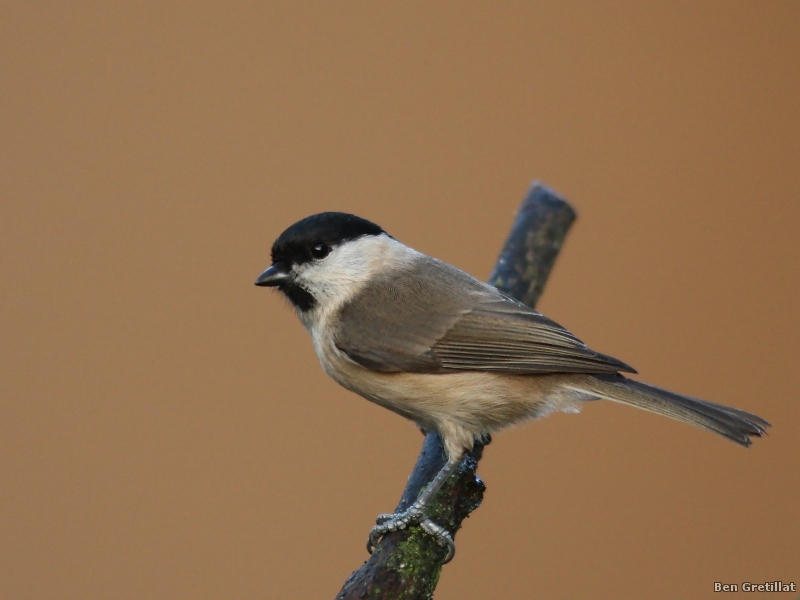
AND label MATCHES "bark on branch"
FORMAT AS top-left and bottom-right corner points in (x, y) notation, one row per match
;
(336, 183), (577, 599)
